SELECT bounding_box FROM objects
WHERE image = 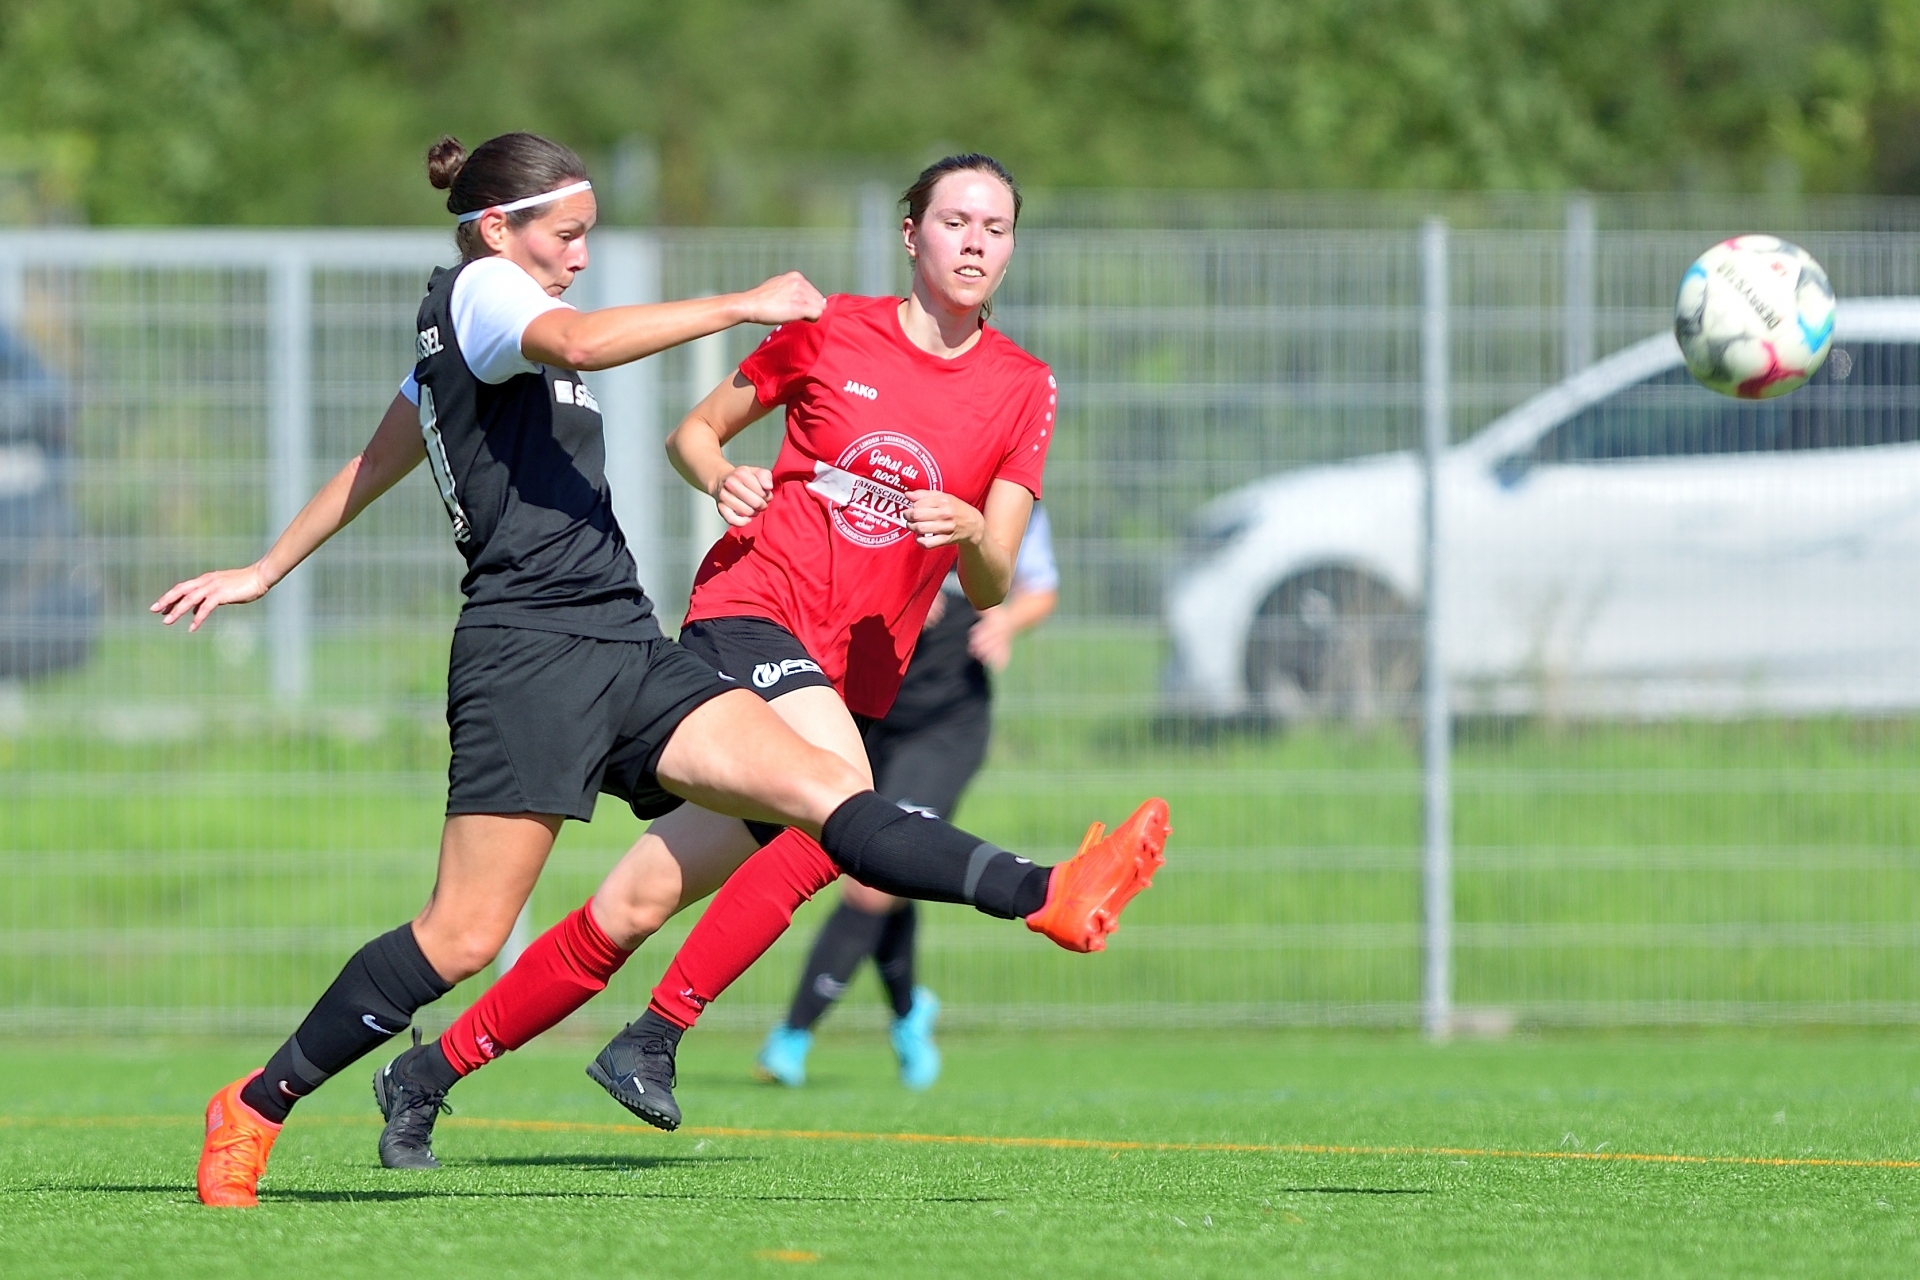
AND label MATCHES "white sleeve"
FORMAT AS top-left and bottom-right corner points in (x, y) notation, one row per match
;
(398, 370), (420, 406)
(1012, 504), (1060, 596)
(448, 257), (574, 384)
